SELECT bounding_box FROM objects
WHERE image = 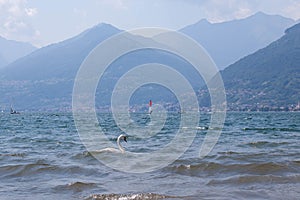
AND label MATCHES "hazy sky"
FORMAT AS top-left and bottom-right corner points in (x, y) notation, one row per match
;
(1, 0), (300, 47)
